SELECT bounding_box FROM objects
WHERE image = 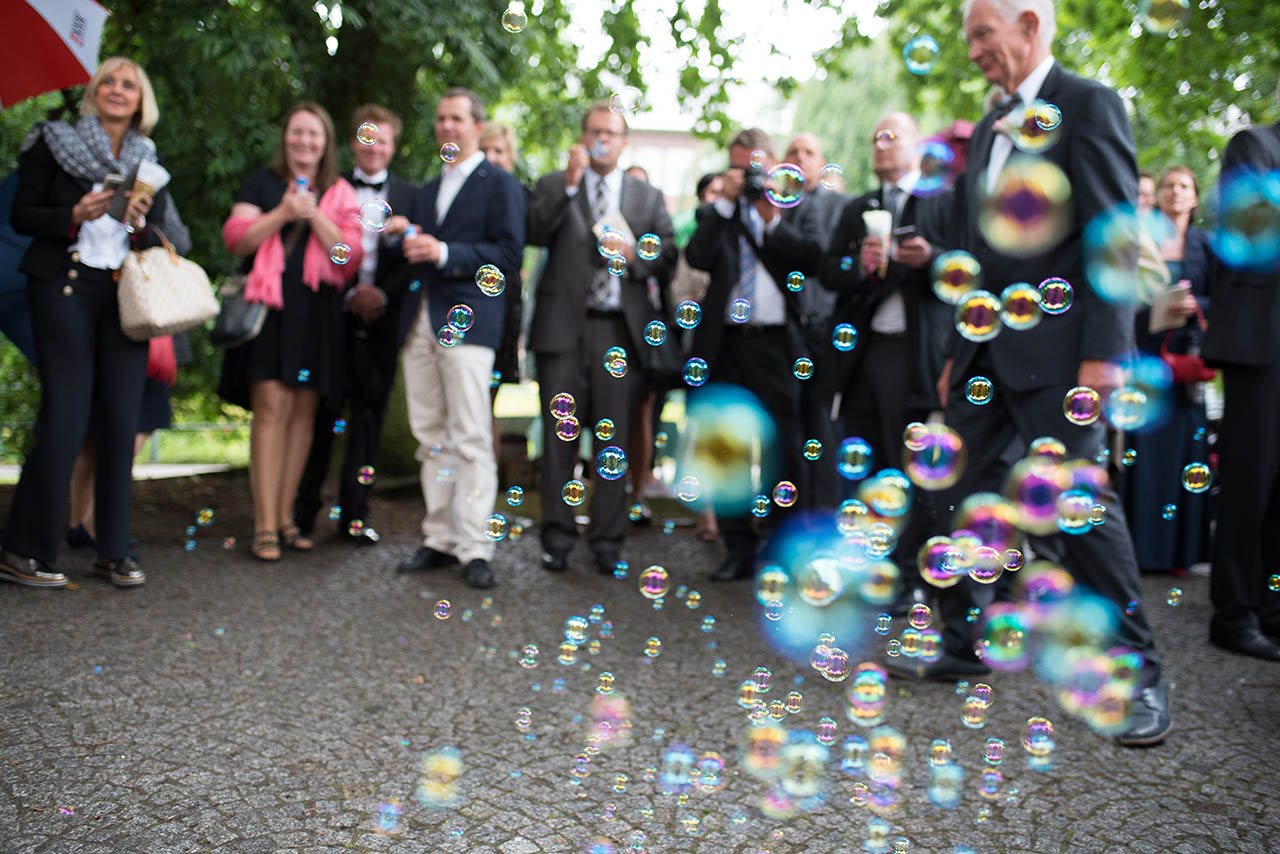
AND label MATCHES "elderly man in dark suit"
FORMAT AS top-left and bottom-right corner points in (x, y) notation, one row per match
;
(1202, 107), (1280, 662)
(684, 127), (824, 581)
(893, 0), (1172, 746)
(527, 102), (677, 576)
(392, 87), (525, 589)
(294, 104), (417, 546)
